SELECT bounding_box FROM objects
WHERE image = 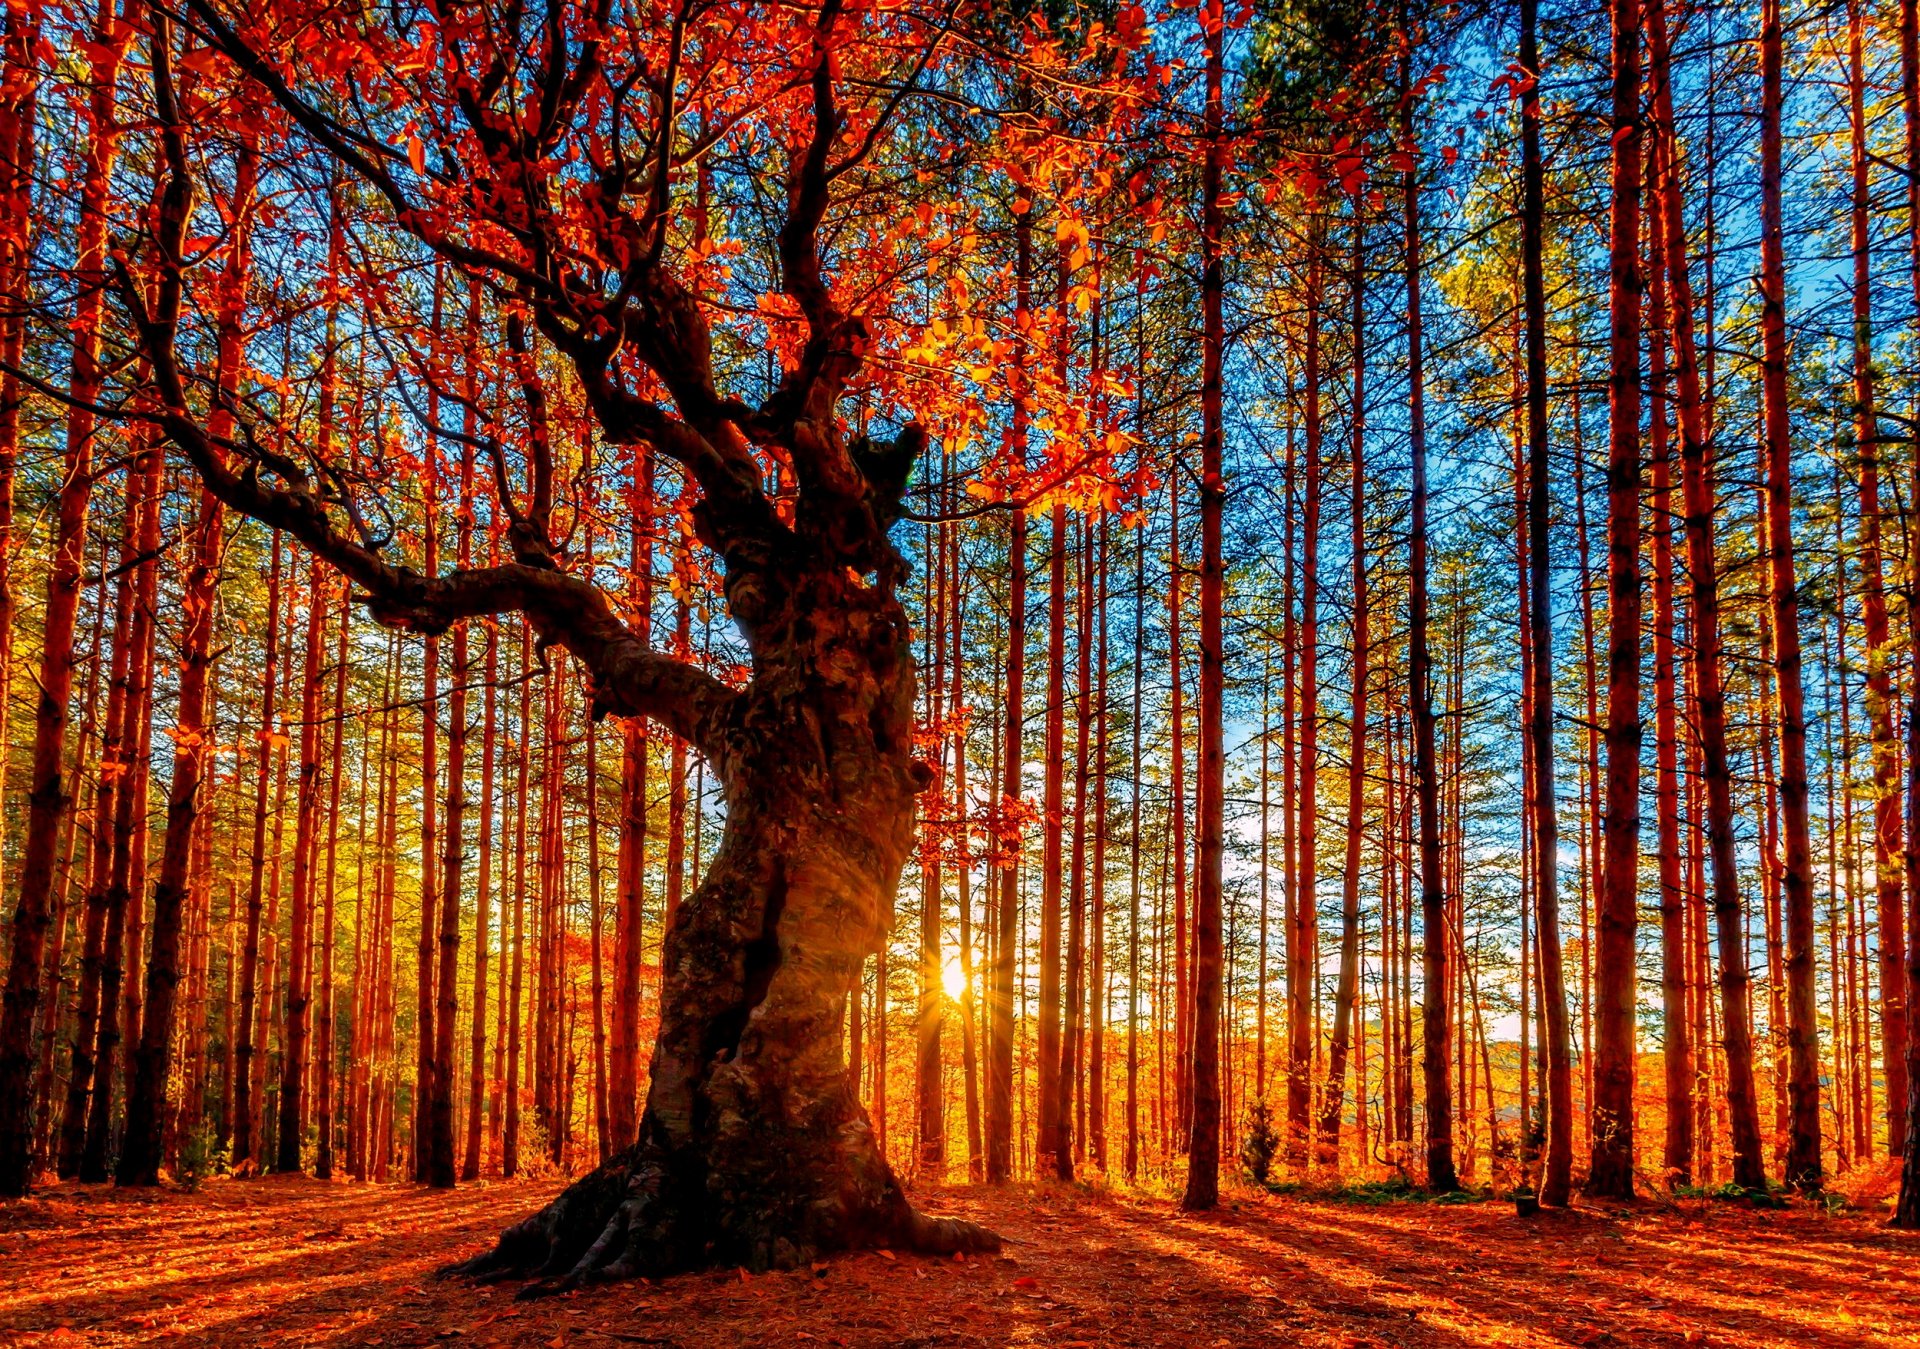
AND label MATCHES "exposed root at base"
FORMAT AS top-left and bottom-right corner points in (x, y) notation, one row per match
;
(436, 1148), (1001, 1296)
